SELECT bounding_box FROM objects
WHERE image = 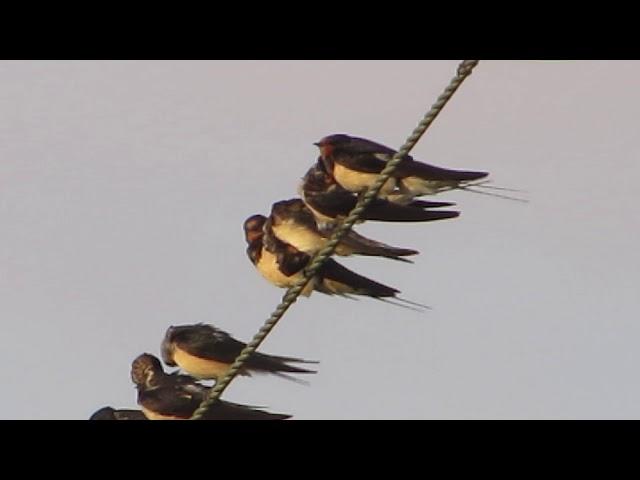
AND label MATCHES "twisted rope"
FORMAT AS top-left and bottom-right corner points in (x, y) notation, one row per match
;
(191, 60), (479, 419)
